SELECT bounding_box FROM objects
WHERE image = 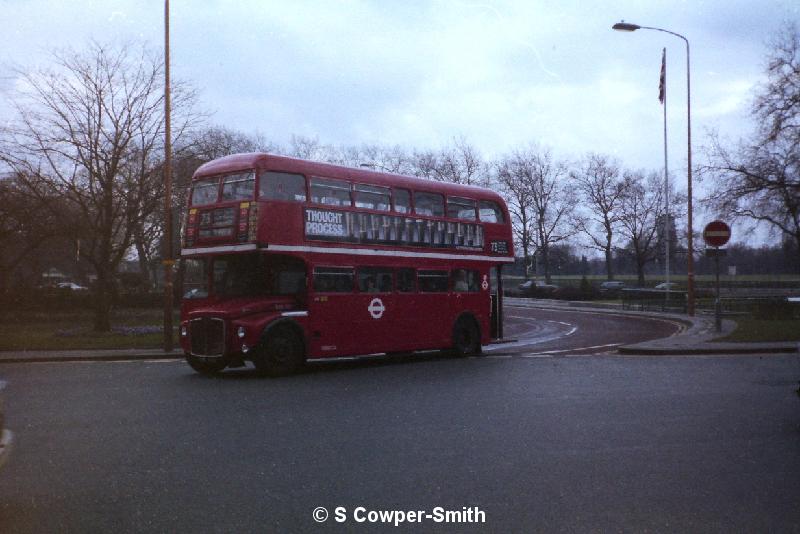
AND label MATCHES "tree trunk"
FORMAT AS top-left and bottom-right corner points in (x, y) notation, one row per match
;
(605, 223), (615, 280)
(542, 244), (551, 283)
(134, 236), (152, 290)
(605, 245), (614, 281)
(522, 239), (530, 280)
(93, 267), (113, 332)
(636, 256), (646, 286)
